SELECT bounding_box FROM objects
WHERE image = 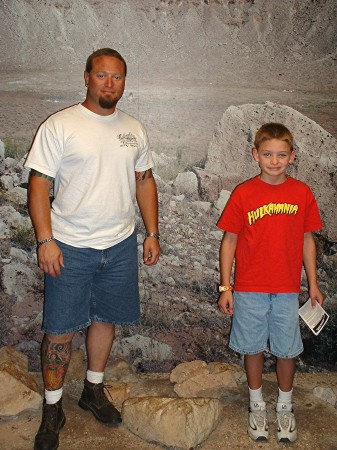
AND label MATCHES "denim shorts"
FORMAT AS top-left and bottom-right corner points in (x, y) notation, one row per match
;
(43, 231), (140, 335)
(229, 291), (303, 358)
